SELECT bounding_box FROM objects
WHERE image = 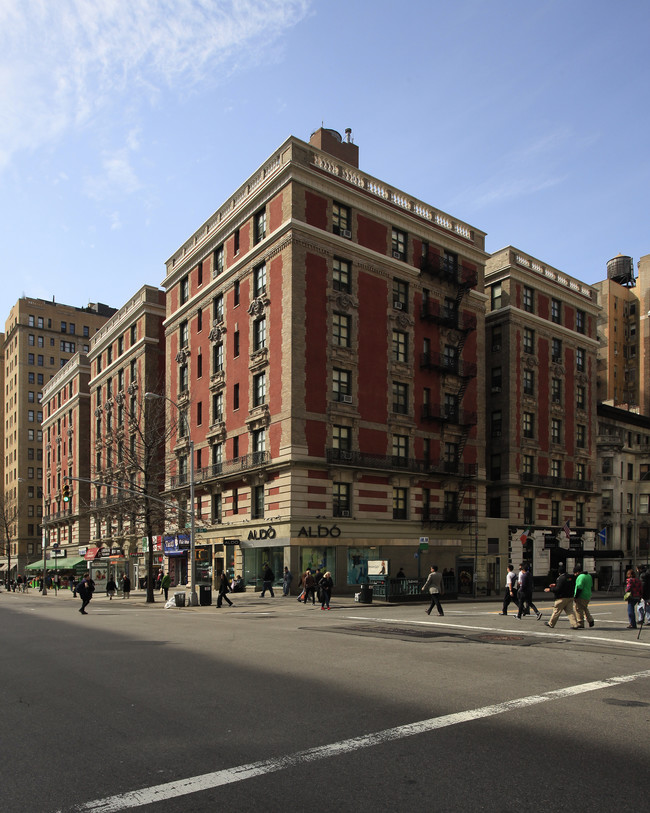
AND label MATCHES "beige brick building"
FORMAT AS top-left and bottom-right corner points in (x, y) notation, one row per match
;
(2, 298), (115, 577)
